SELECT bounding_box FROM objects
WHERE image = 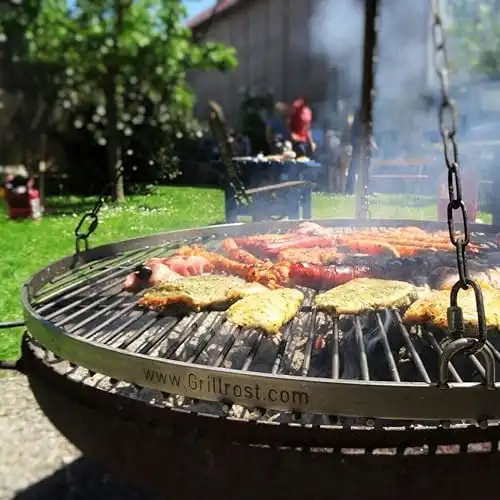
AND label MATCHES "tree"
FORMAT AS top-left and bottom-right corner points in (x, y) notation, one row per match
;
(0, 0), (237, 201)
(447, 0), (500, 79)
